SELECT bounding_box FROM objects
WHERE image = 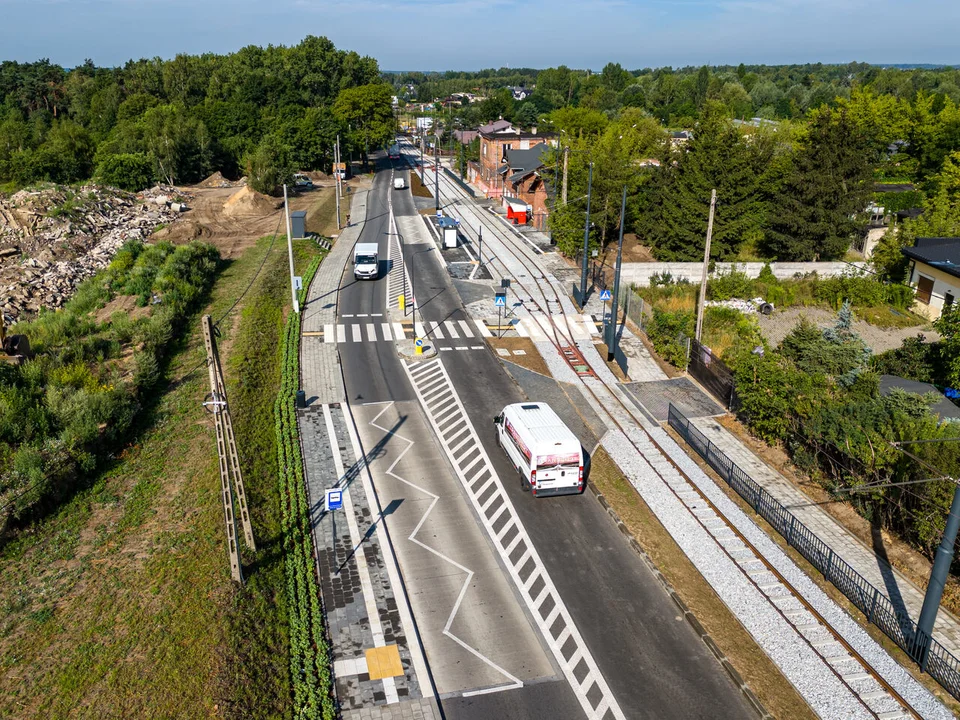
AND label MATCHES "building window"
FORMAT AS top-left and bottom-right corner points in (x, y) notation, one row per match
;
(916, 275), (934, 304)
